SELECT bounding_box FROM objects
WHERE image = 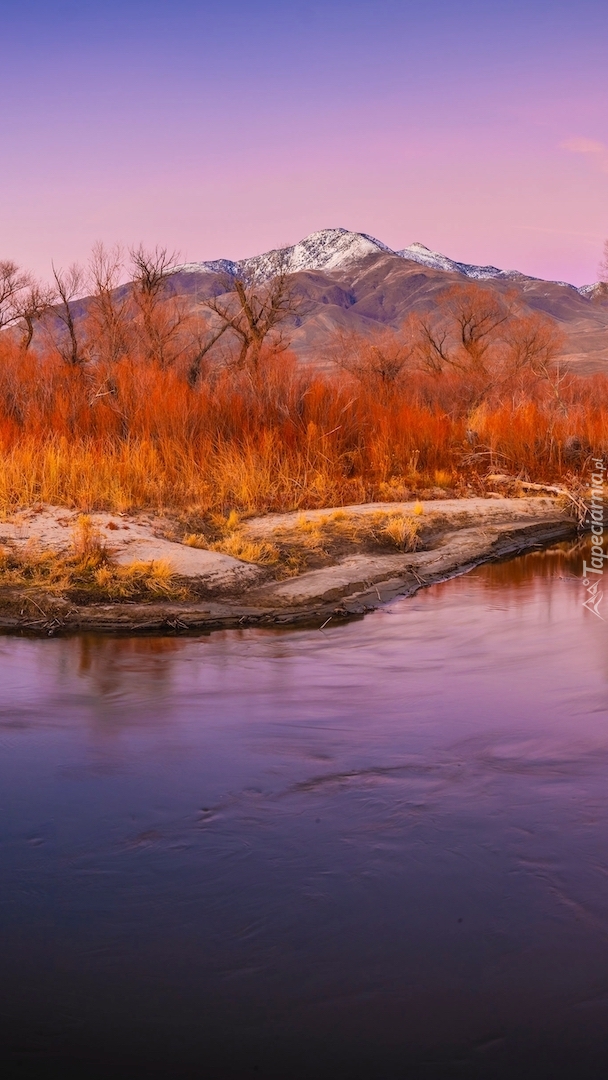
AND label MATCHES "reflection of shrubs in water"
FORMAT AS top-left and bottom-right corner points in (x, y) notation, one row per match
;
(78, 634), (183, 674)
(73, 634), (182, 716)
(477, 539), (585, 590)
